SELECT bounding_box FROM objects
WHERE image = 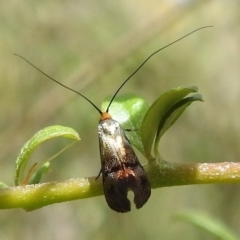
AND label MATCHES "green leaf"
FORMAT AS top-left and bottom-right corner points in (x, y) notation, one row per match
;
(141, 86), (199, 159)
(175, 210), (239, 240)
(154, 94), (203, 156)
(101, 93), (149, 154)
(28, 162), (50, 185)
(14, 125), (80, 186)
